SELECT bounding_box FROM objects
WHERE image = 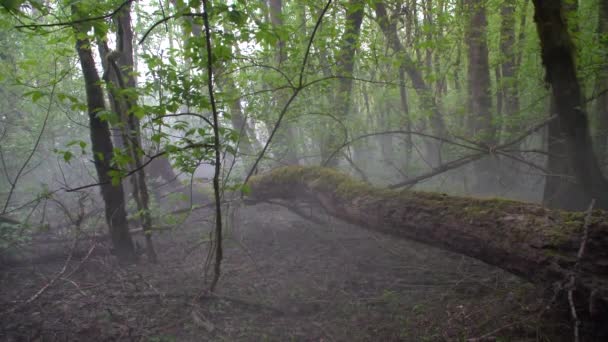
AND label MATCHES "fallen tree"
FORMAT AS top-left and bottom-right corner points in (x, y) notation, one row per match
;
(247, 166), (608, 338)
